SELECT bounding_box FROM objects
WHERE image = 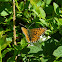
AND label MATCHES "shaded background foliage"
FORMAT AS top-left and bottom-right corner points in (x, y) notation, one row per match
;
(0, 0), (62, 62)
